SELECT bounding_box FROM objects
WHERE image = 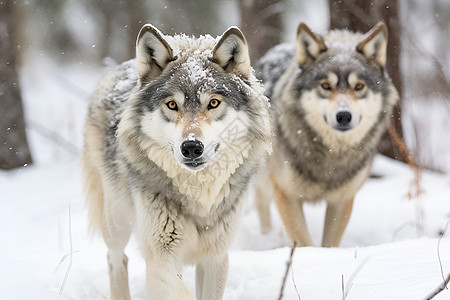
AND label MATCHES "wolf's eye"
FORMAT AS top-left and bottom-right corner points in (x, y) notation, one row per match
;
(354, 82), (365, 91)
(208, 99), (221, 109)
(320, 82), (332, 91)
(166, 101), (178, 111)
